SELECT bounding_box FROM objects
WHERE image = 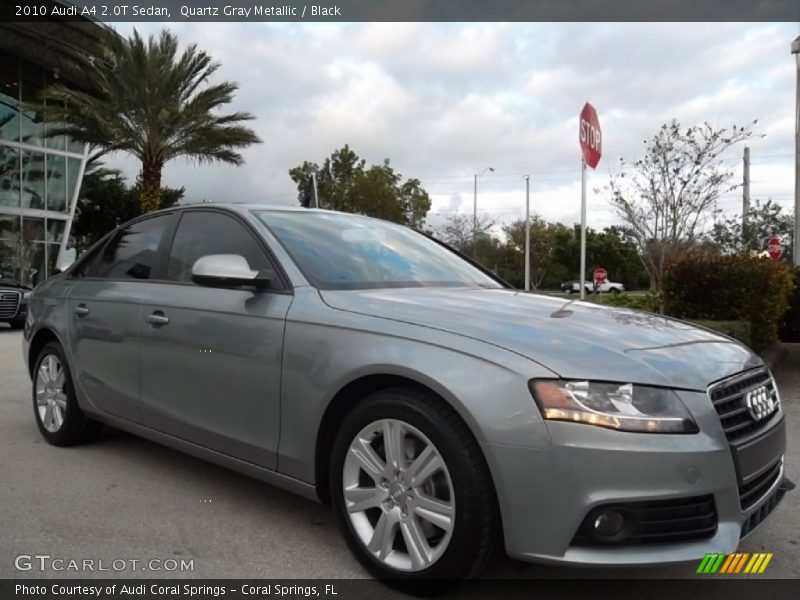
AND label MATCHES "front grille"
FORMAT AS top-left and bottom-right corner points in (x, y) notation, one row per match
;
(572, 495), (717, 547)
(708, 369), (780, 443)
(739, 459), (783, 511)
(0, 291), (21, 318)
(741, 480), (787, 538)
